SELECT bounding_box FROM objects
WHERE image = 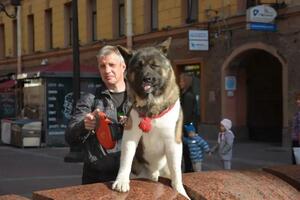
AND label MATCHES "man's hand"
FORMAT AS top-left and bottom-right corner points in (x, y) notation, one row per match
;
(119, 116), (132, 130)
(84, 109), (100, 131)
